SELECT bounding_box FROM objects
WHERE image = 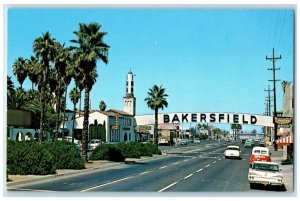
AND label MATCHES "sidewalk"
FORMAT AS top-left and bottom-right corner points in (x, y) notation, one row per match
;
(267, 145), (294, 192)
